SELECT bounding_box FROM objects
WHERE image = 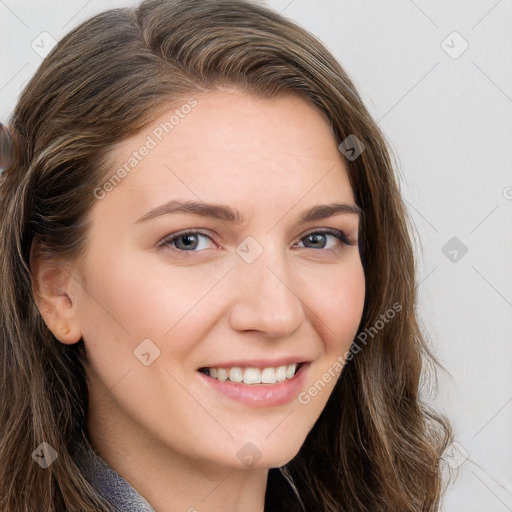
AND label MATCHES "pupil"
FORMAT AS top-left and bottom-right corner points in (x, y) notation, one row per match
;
(178, 234), (198, 250)
(308, 233), (325, 248)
